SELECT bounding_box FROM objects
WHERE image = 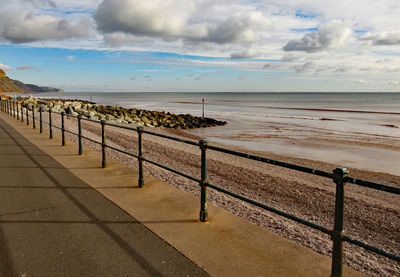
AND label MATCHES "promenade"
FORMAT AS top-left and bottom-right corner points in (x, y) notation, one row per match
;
(0, 116), (208, 276)
(0, 112), (364, 277)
